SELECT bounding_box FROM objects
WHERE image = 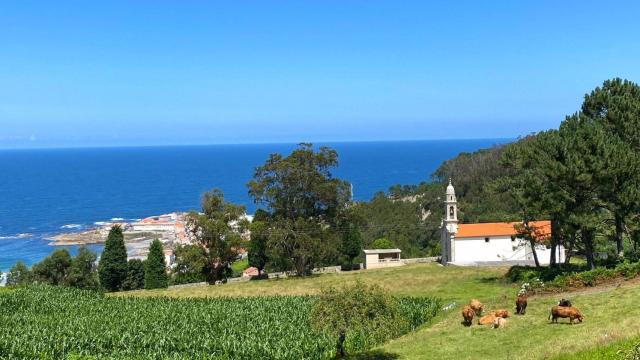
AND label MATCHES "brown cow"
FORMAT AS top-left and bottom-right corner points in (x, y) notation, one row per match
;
(516, 295), (527, 315)
(478, 313), (496, 325)
(469, 299), (484, 315)
(461, 305), (474, 326)
(549, 305), (584, 324)
(493, 309), (509, 318)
